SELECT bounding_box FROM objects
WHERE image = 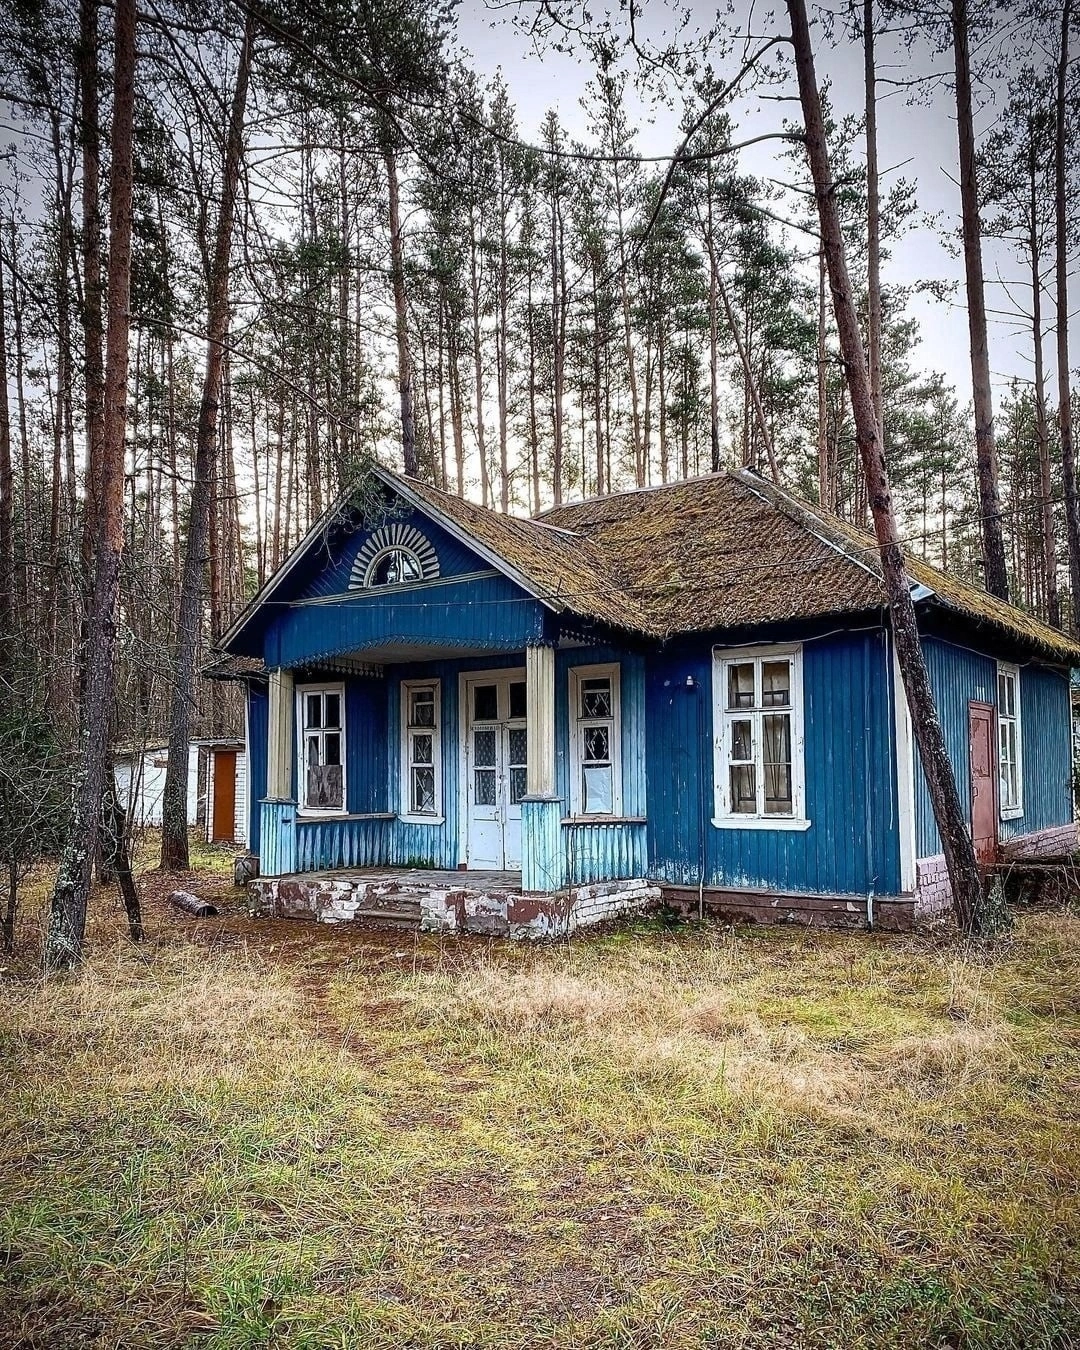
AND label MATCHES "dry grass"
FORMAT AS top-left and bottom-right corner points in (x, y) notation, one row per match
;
(2, 861), (1080, 1349)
